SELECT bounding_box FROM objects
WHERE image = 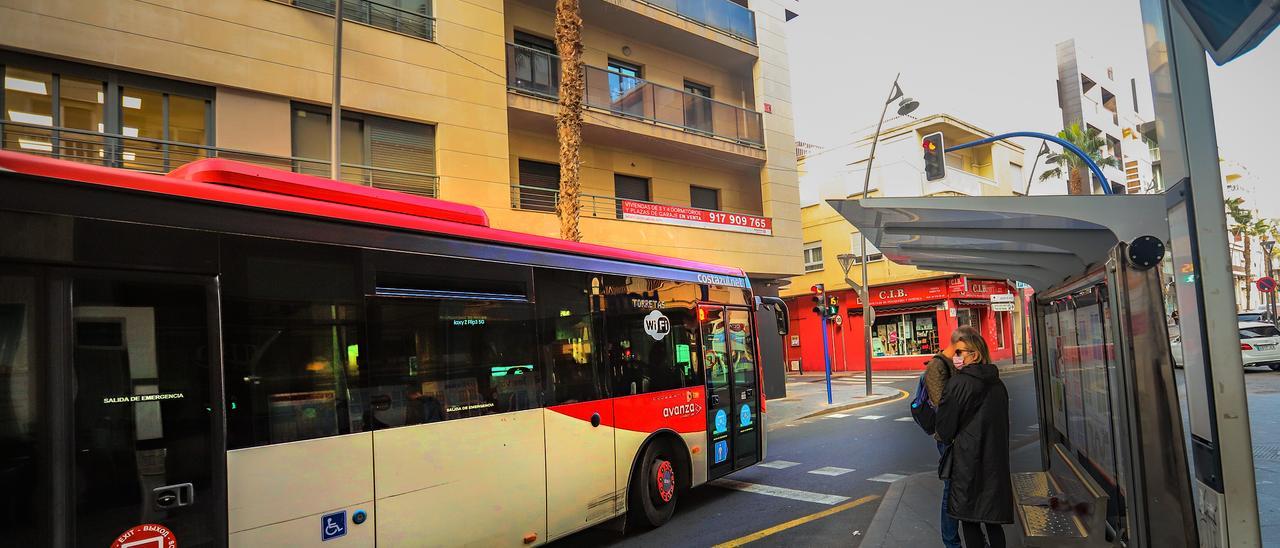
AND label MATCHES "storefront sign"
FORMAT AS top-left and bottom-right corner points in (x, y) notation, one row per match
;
(852, 278), (949, 306)
(621, 200), (773, 235)
(790, 335), (800, 347)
